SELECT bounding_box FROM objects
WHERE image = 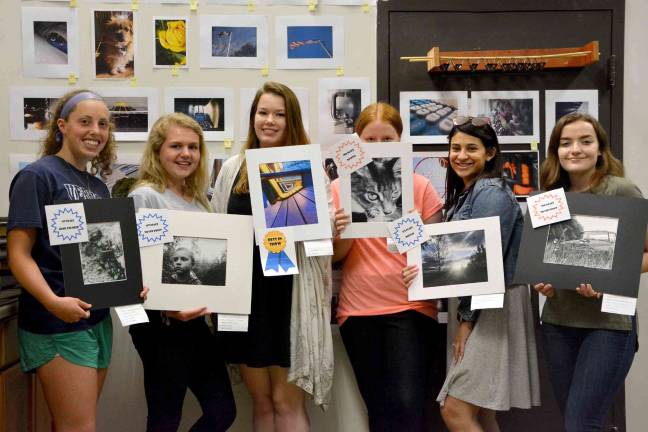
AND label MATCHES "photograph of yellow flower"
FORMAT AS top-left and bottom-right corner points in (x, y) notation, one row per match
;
(154, 17), (187, 68)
